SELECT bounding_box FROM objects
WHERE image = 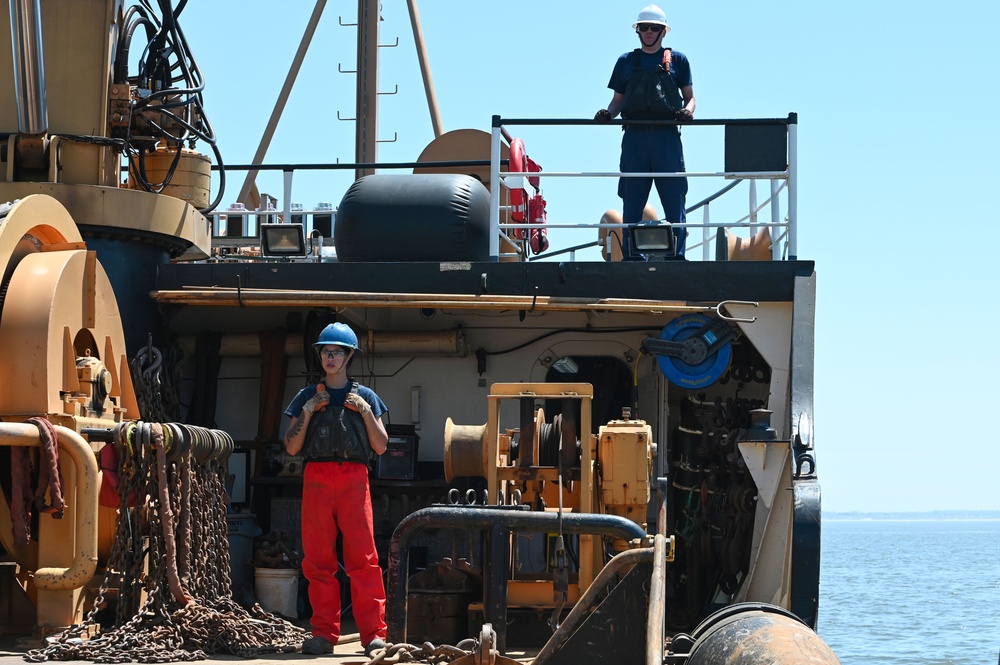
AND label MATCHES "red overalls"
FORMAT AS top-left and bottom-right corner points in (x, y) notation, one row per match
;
(301, 461), (386, 645)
